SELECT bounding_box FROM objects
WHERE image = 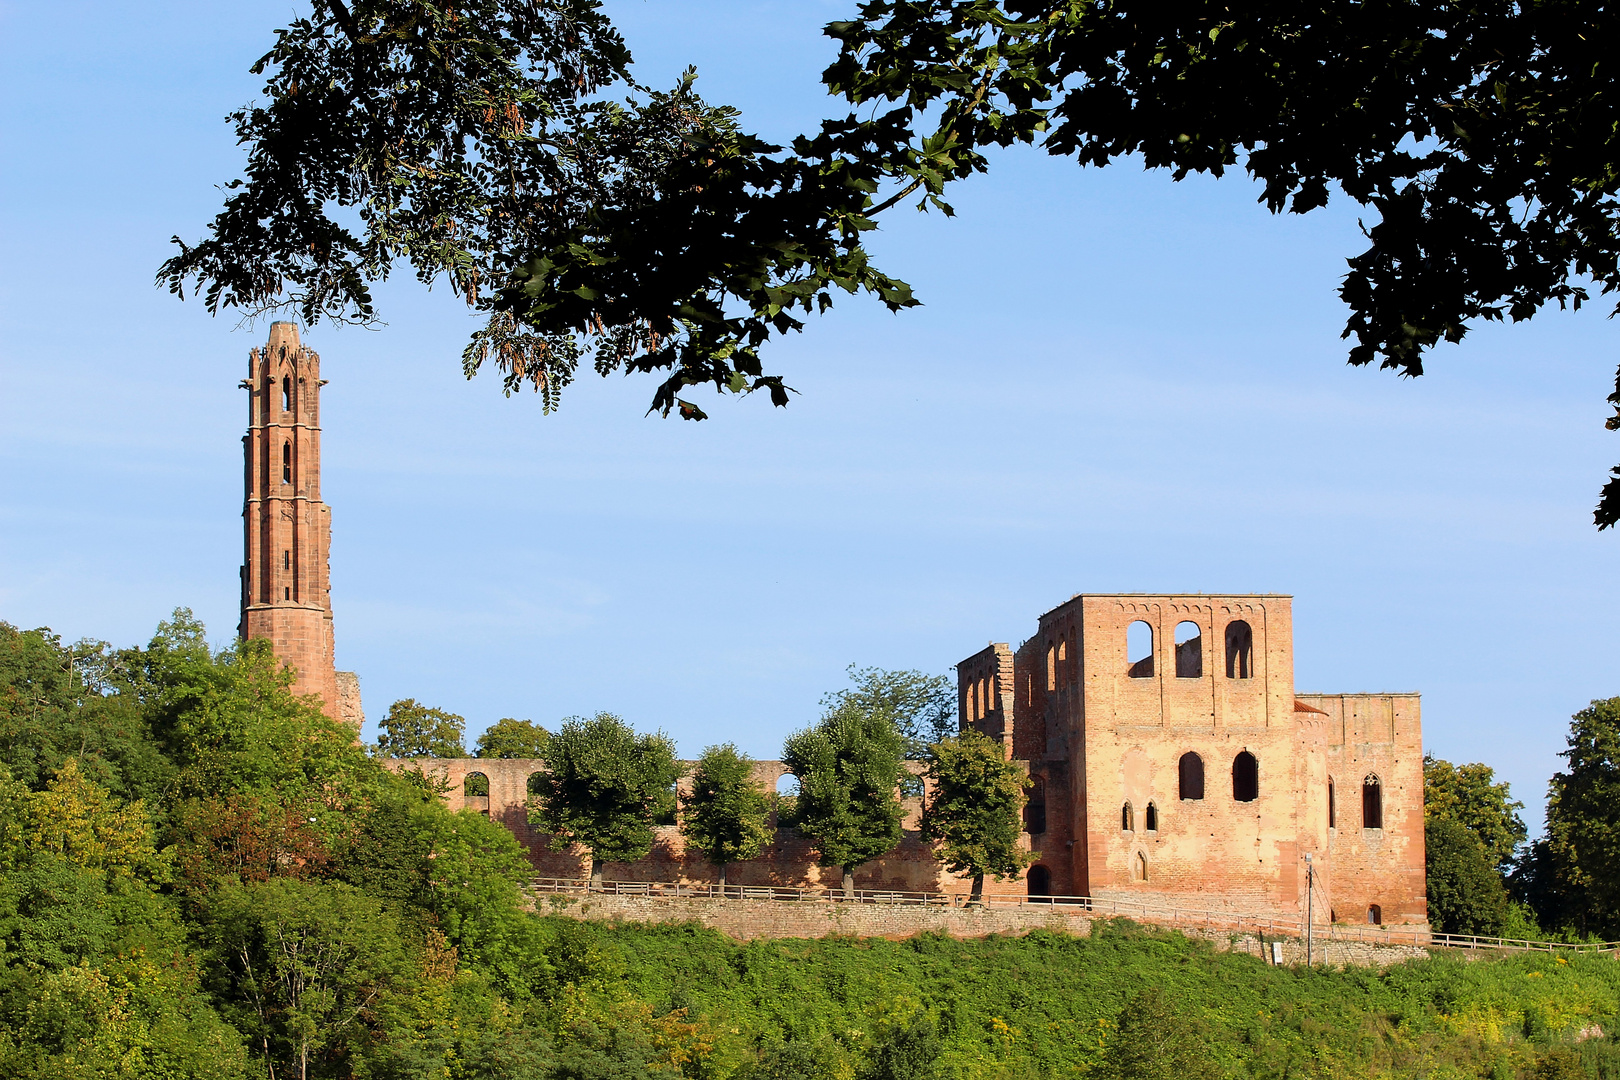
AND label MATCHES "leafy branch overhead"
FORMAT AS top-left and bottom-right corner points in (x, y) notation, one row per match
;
(165, 0), (1620, 524)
